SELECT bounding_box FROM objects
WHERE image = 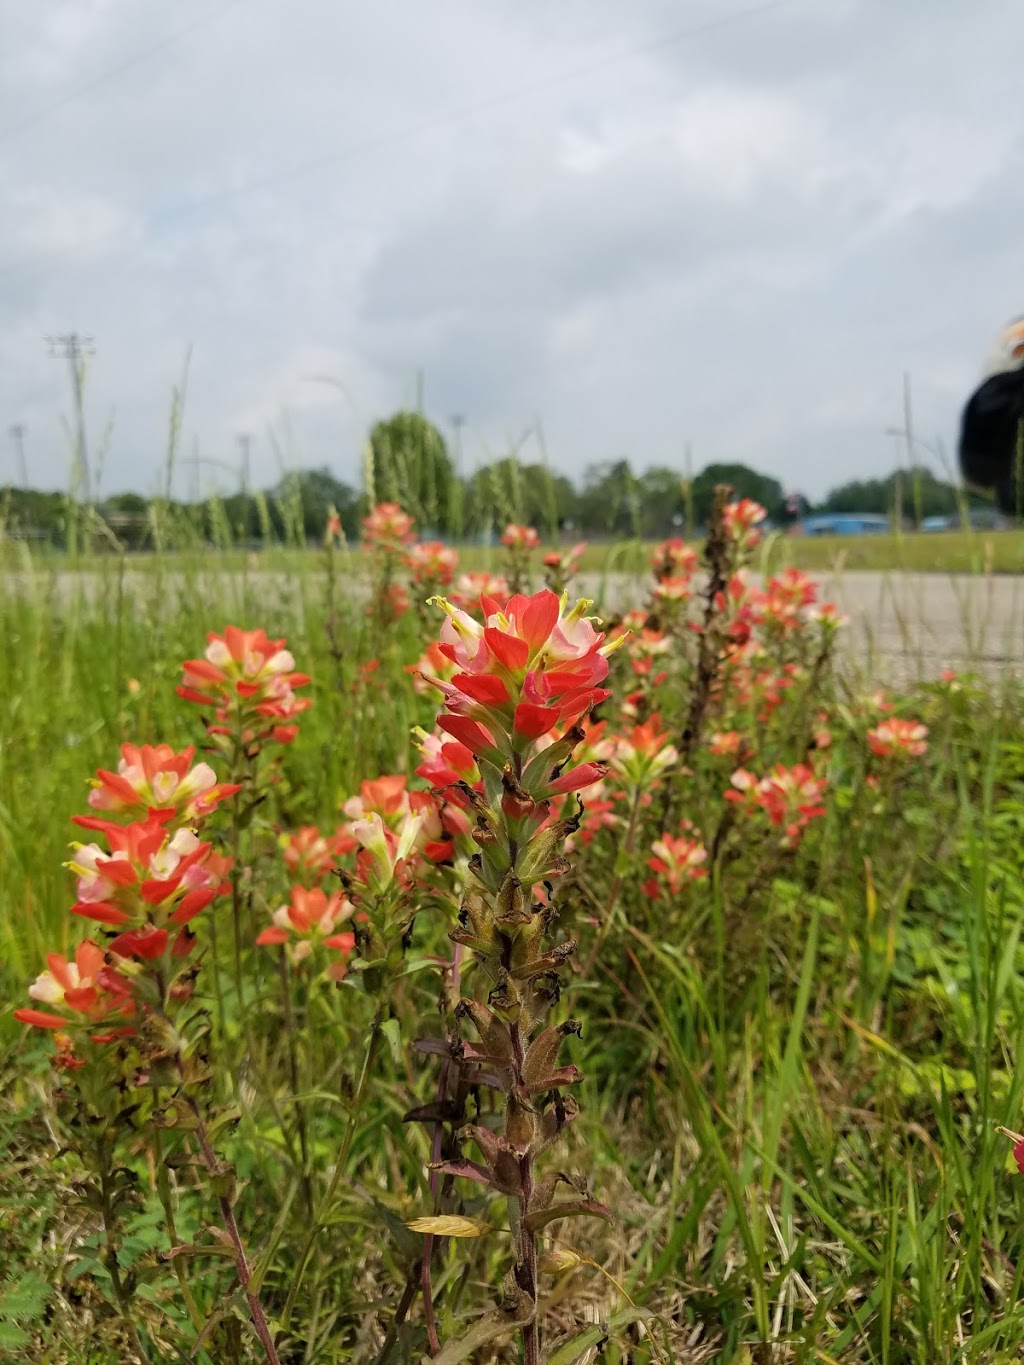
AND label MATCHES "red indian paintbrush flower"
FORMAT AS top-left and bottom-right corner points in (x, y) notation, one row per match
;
(13, 940), (135, 1035)
(340, 773), (449, 866)
(725, 763), (827, 849)
(413, 729), (479, 792)
(450, 571), (510, 613)
(651, 538), (699, 582)
(644, 830), (709, 897)
(500, 523), (540, 550)
(709, 730), (744, 757)
(756, 568), (818, 631)
(257, 886), (356, 978)
(178, 626), (312, 745)
(86, 742), (241, 822)
(280, 825), (357, 883)
(542, 541), (586, 574)
(609, 714), (679, 789)
(426, 589), (622, 763)
(67, 813), (231, 938)
(410, 585), (620, 1351)
(722, 498), (767, 551)
(867, 717), (929, 759)
(542, 541), (587, 594)
(363, 501), (415, 548)
(406, 540), (459, 585)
